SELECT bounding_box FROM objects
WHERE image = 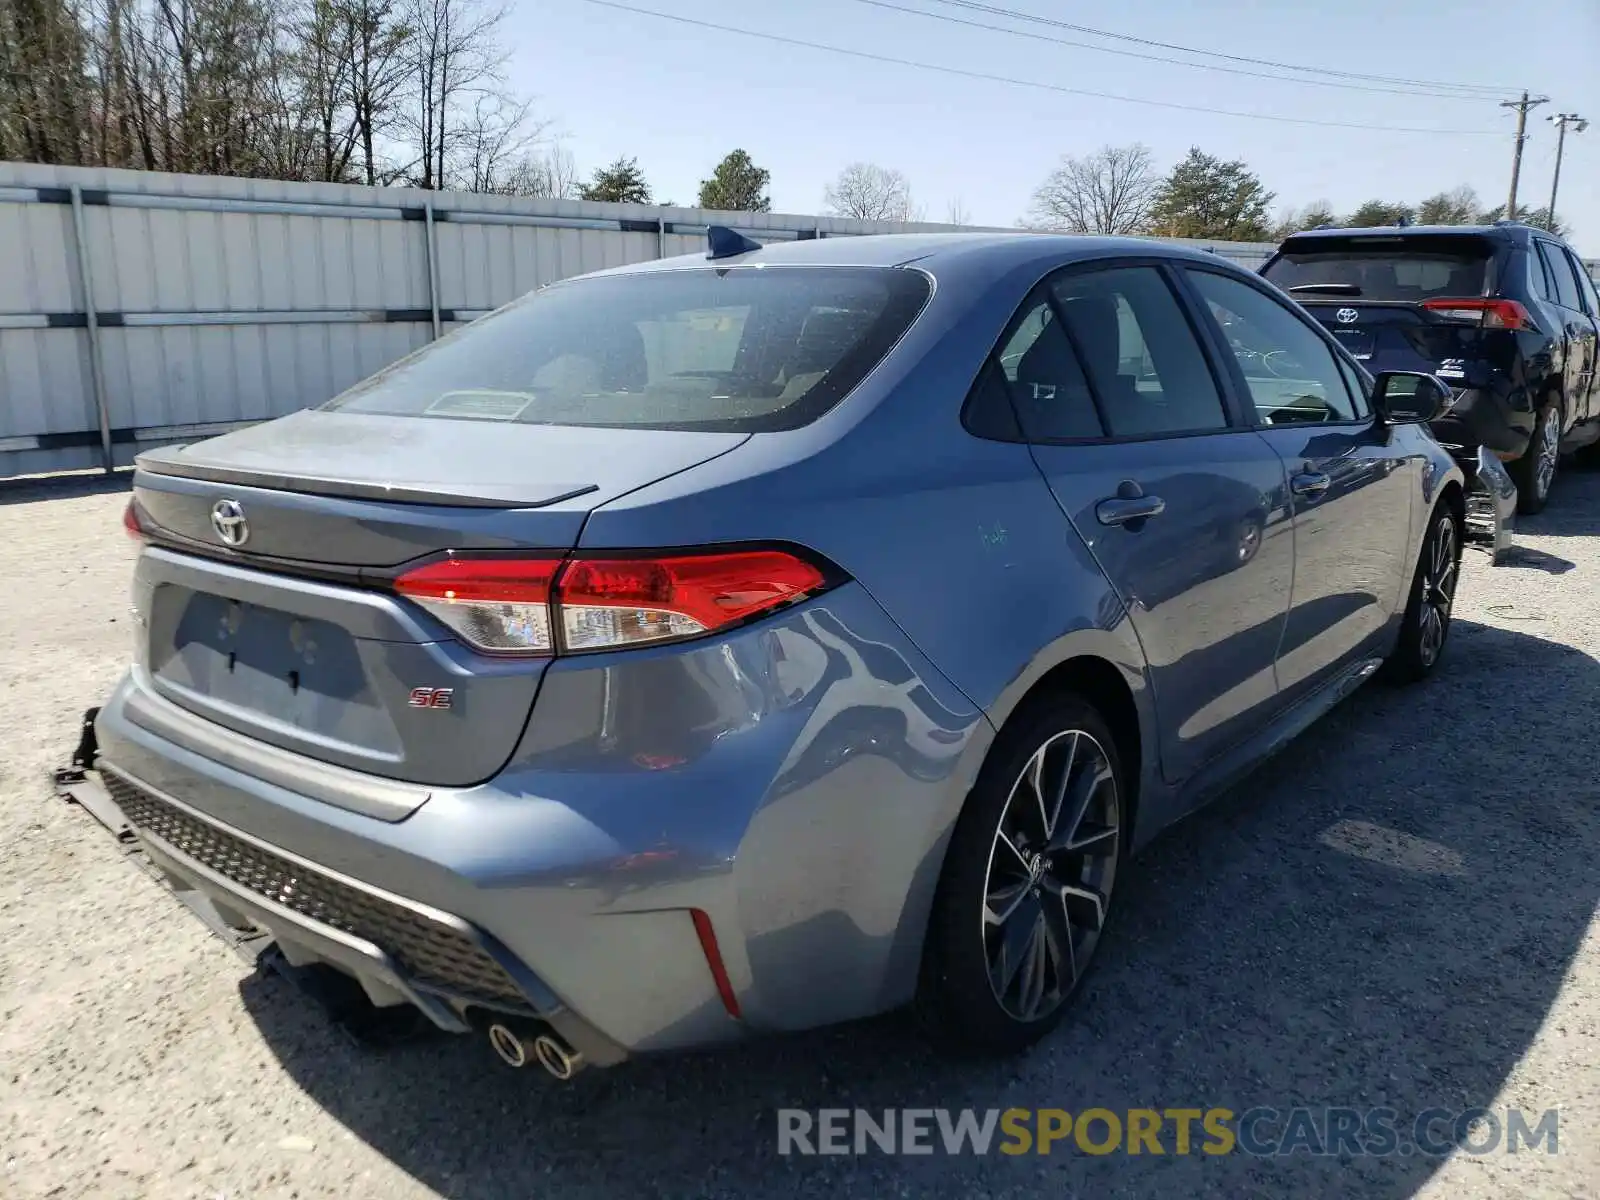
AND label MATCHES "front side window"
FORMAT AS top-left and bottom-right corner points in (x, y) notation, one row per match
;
(322, 266), (931, 432)
(1188, 269), (1361, 424)
(1048, 266), (1230, 437)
